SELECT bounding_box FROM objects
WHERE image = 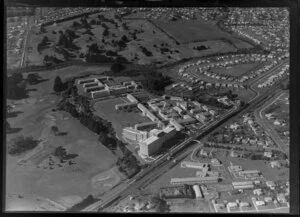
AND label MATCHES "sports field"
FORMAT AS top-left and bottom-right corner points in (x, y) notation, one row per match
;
(153, 19), (252, 49)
